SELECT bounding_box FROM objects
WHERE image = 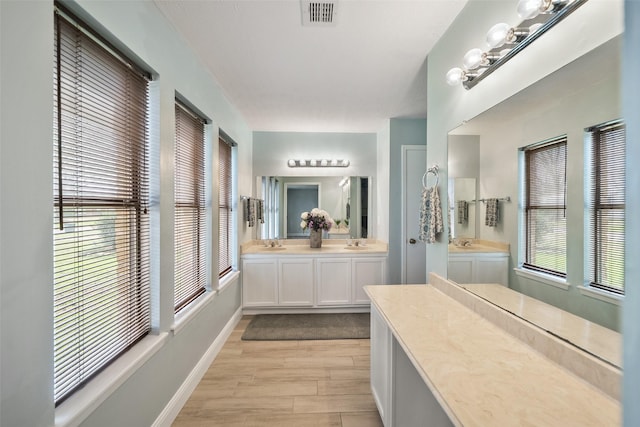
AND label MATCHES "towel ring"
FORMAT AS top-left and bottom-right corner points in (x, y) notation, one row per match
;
(422, 165), (439, 188)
